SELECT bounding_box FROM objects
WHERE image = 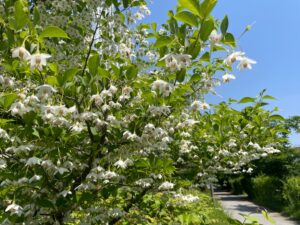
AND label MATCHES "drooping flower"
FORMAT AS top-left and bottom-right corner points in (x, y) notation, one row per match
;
(134, 12), (144, 20)
(27, 53), (51, 71)
(71, 122), (85, 132)
(199, 102), (210, 110)
(222, 73), (236, 83)
(91, 94), (104, 107)
(0, 128), (9, 140)
(237, 57), (257, 70)
(25, 157), (42, 166)
(36, 84), (57, 100)
(151, 79), (171, 97)
(113, 158), (133, 169)
(10, 102), (28, 116)
(58, 190), (72, 198)
(140, 5), (151, 16)
(109, 85), (118, 95)
(209, 30), (223, 46)
(223, 51), (245, 66)
(122, 86), (133, 96)
(5, 203), (23, 216)
(176, 54), (192, 68)
(119, 43), (132, 58)
(0, 76), (15, 89)
(29, 175), (42, 183)
(12, 47), (31, 60)
(114, 159), (127, 169)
